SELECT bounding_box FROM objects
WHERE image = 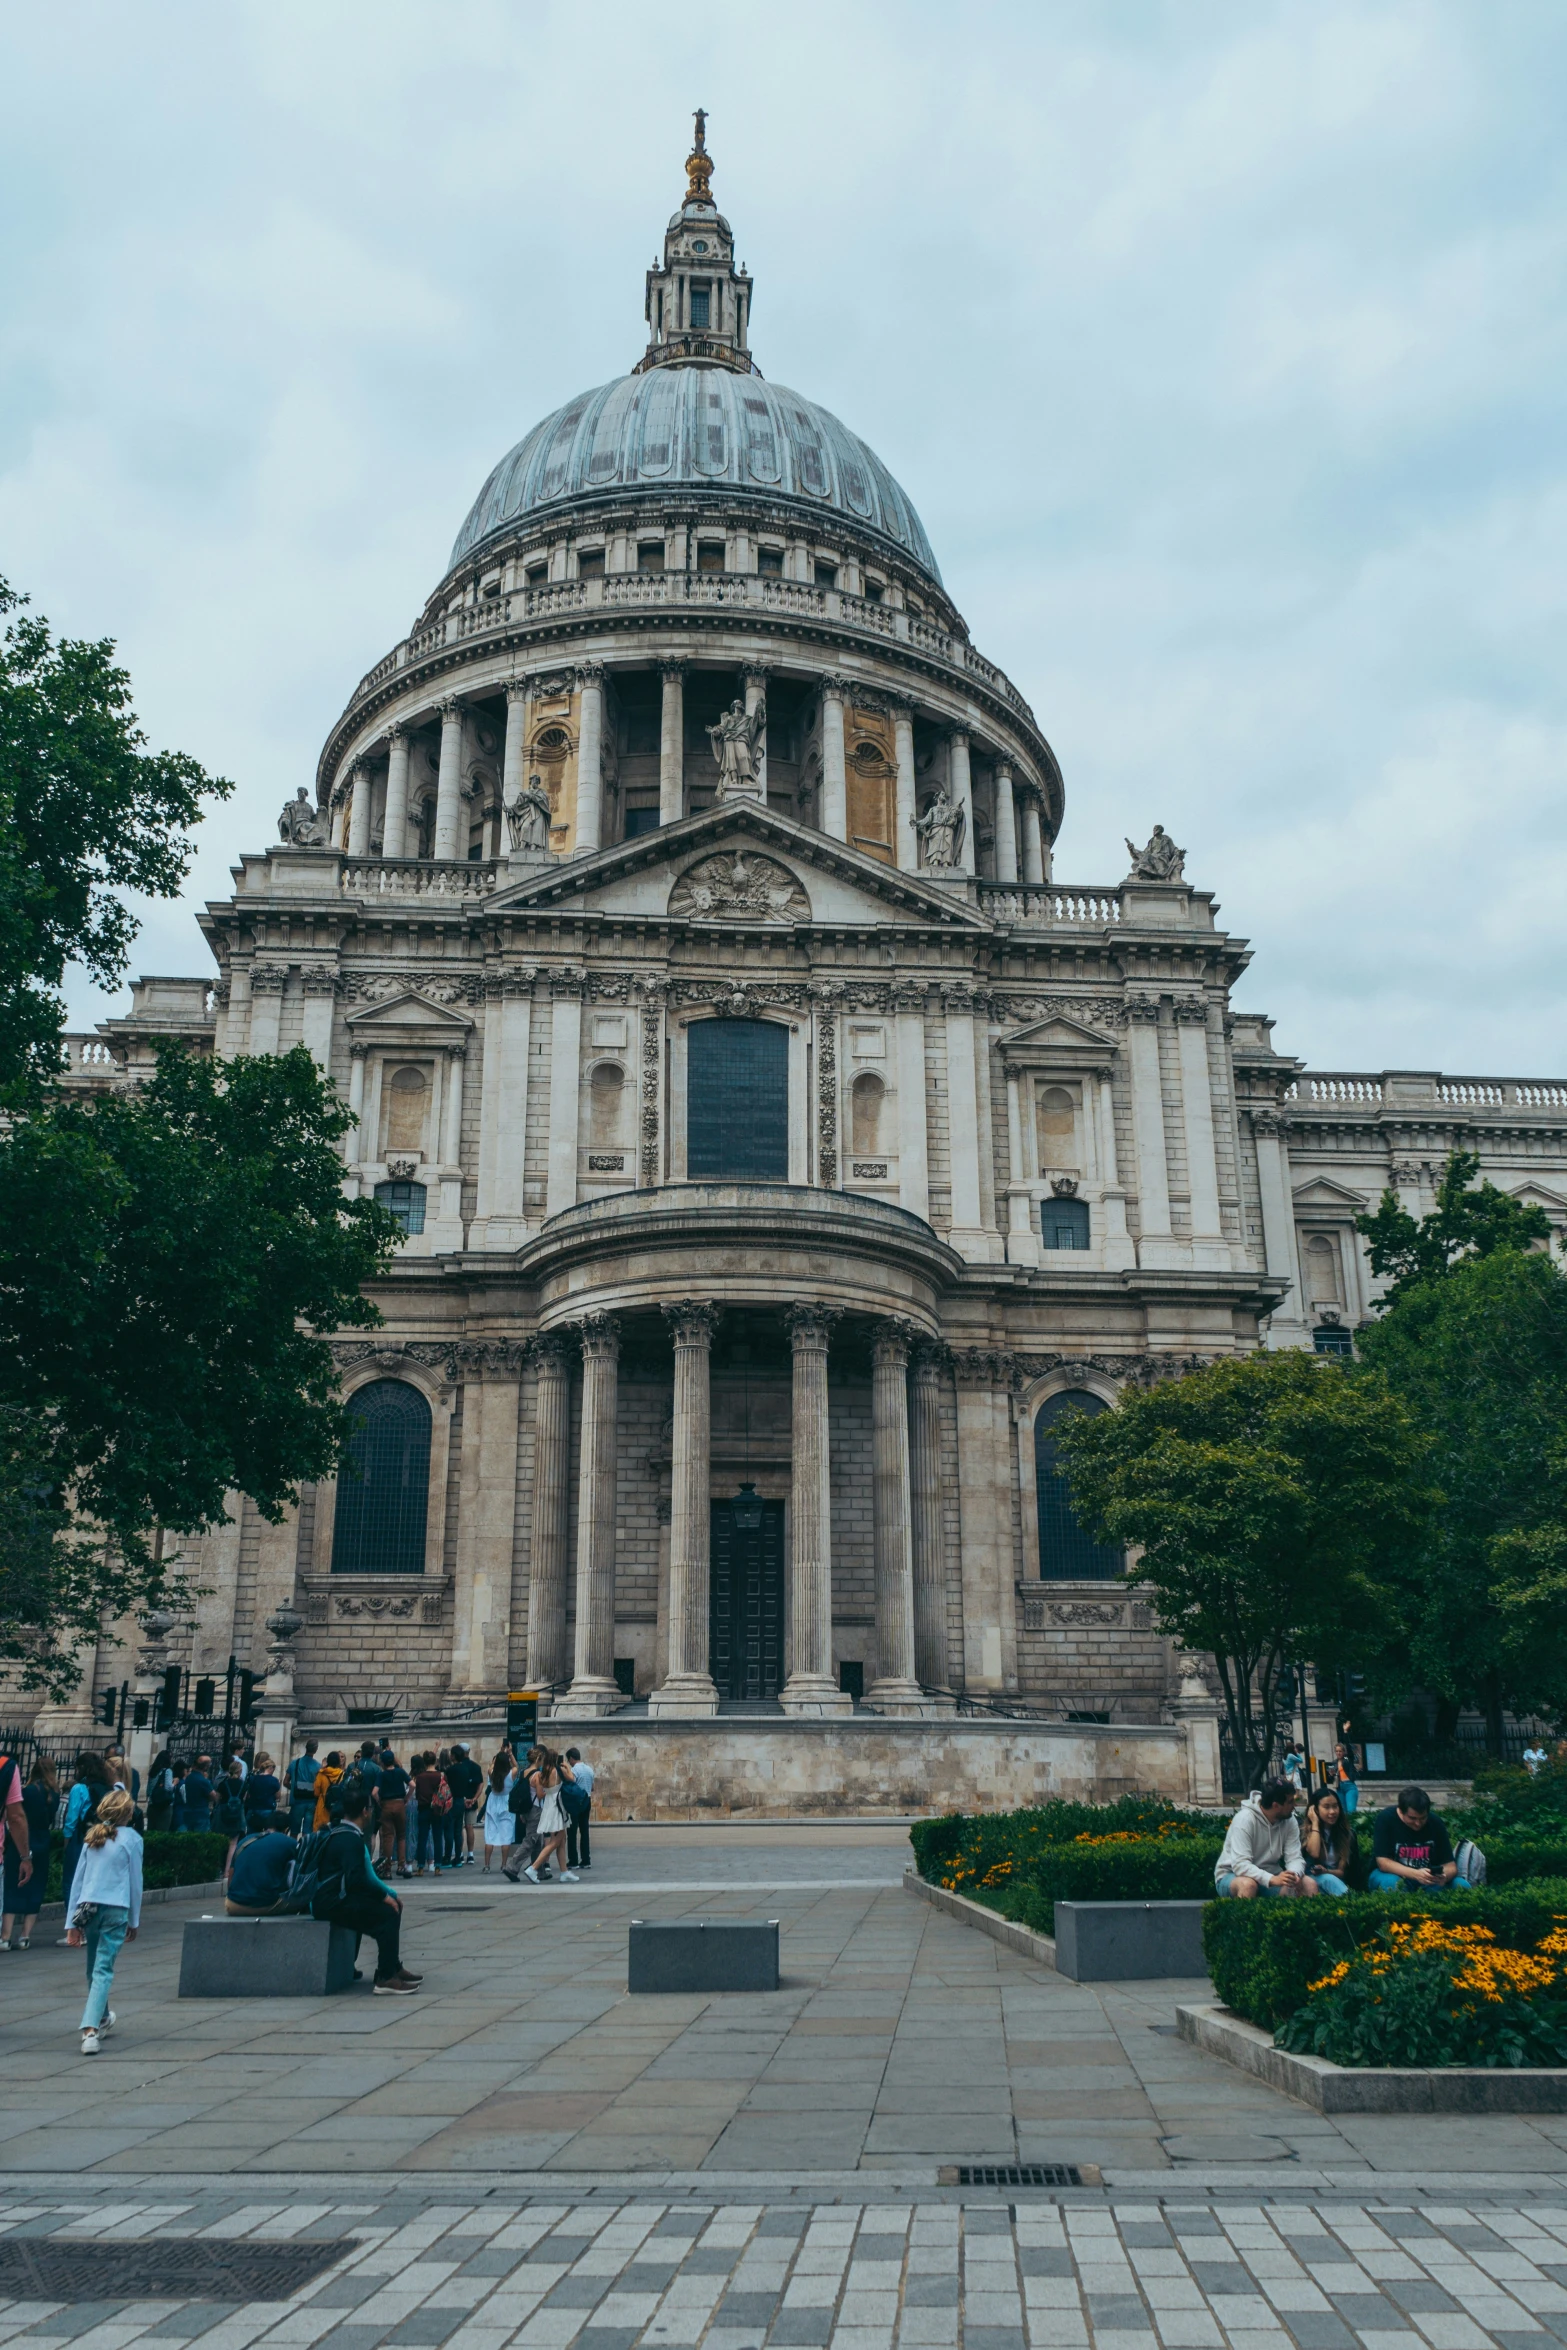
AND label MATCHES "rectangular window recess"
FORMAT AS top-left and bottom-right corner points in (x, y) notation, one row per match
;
(951, 2164), (1082, 2189)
